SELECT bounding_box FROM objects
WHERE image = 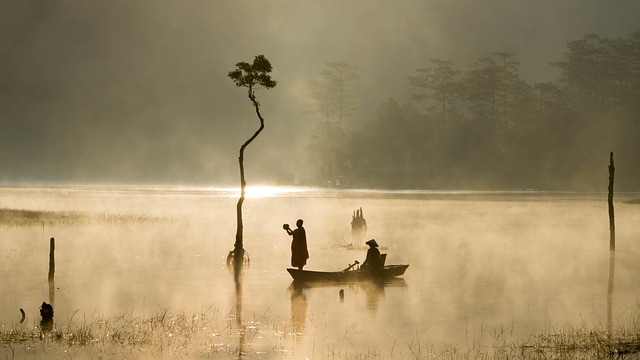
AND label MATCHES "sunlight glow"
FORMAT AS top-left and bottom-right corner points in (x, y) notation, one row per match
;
(241, 186), (306, 198)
